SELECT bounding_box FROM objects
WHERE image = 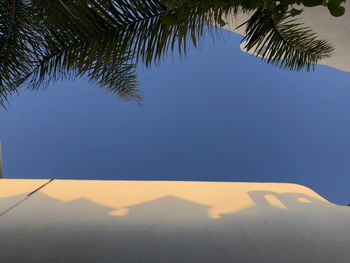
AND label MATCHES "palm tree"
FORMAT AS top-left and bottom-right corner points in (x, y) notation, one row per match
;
(240, 8), (334, 71)
(0, 0), (44, 105)
(0, 0), (340, 106)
